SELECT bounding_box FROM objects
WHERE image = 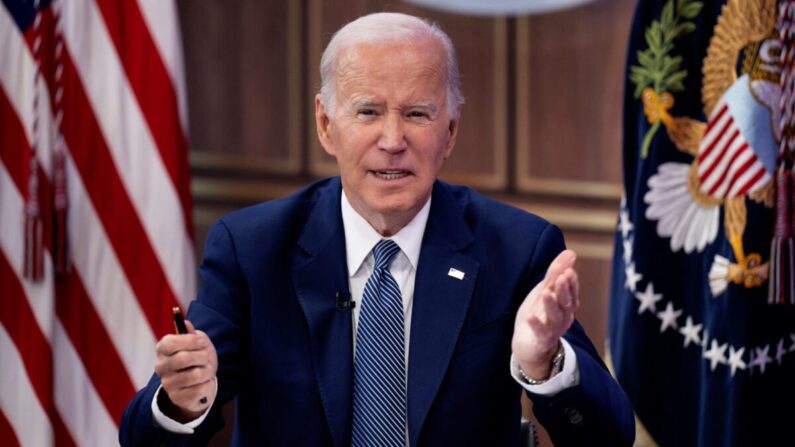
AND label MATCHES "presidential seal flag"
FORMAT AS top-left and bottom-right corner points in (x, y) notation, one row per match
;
(609, 0), (795, 445)
(0, 0), (195, 445)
